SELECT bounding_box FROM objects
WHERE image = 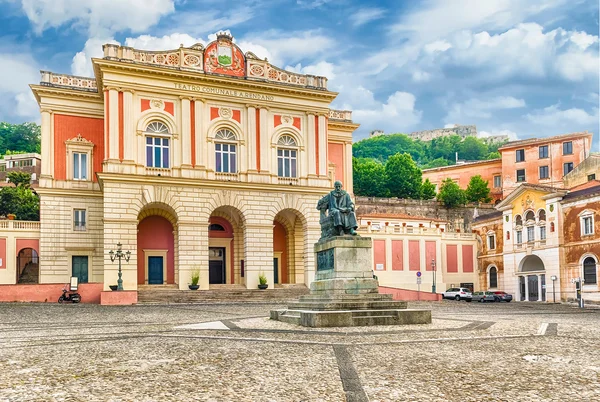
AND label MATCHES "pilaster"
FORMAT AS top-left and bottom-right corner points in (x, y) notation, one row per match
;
(307, 113), (316, 176)
(40, 109), (52, 181)
(122, 90), (135, 163)
(318, 115), (327, 176)
(247, 105), (257, 171)
(180, 97), (192, 168)
(107, 88), (119, 161)
(259, 107), (269, 173)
